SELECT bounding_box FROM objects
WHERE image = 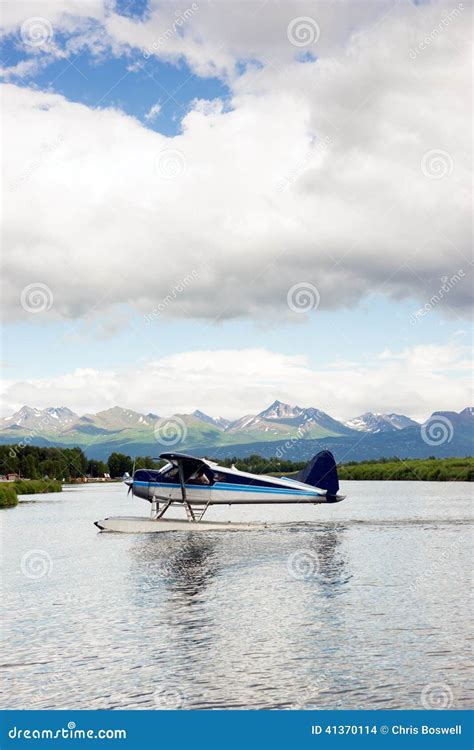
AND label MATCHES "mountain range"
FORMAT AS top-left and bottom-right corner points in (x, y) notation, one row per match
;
(0, 401), (472, 462)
